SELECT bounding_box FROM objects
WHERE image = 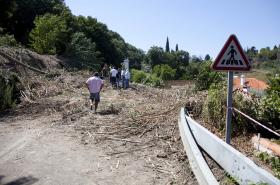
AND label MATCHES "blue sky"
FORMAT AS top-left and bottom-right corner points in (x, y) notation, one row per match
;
(64, 0), (280, 58)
